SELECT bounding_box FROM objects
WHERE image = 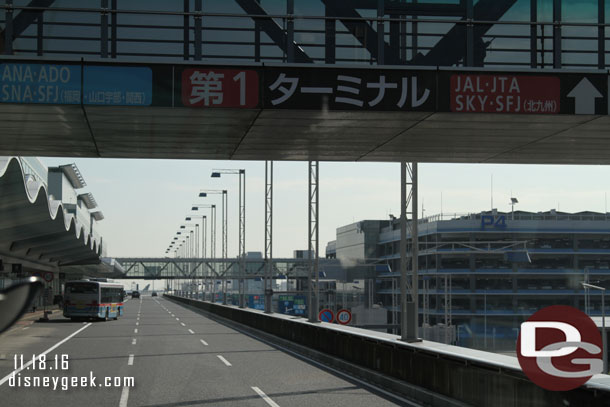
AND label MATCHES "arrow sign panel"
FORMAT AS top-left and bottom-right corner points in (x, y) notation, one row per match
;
(567, 78), (603, 114)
